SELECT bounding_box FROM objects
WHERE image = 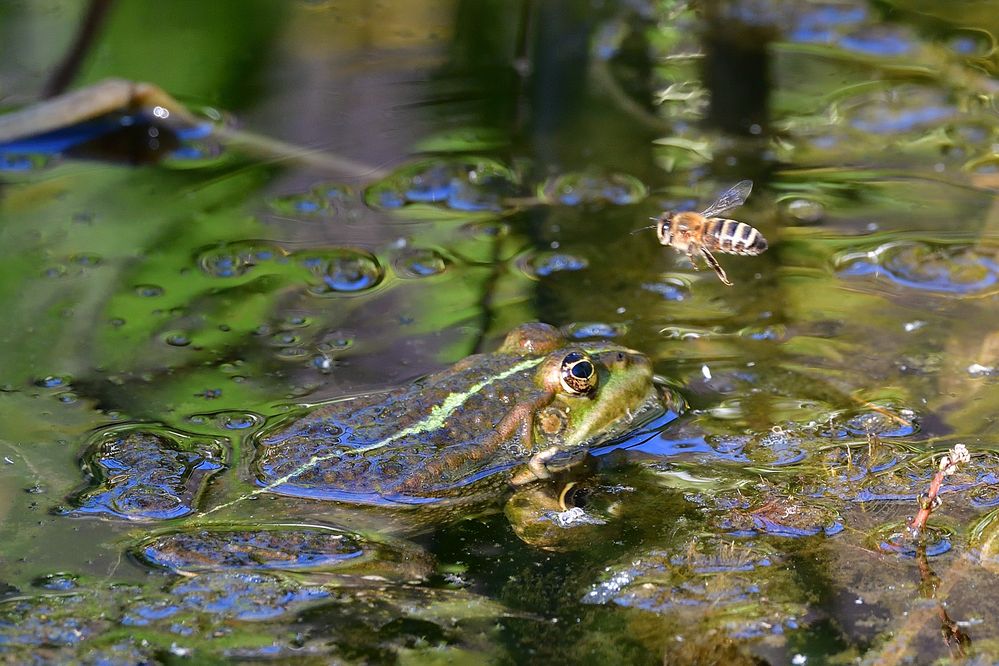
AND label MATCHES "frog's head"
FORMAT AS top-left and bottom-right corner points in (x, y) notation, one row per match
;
(531, 342), (663, 449)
